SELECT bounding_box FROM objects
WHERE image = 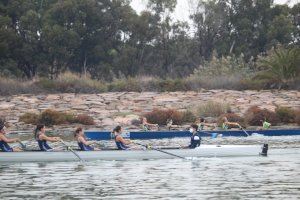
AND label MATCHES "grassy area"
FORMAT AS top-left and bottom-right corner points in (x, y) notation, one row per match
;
(1, 72), (299, 96)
